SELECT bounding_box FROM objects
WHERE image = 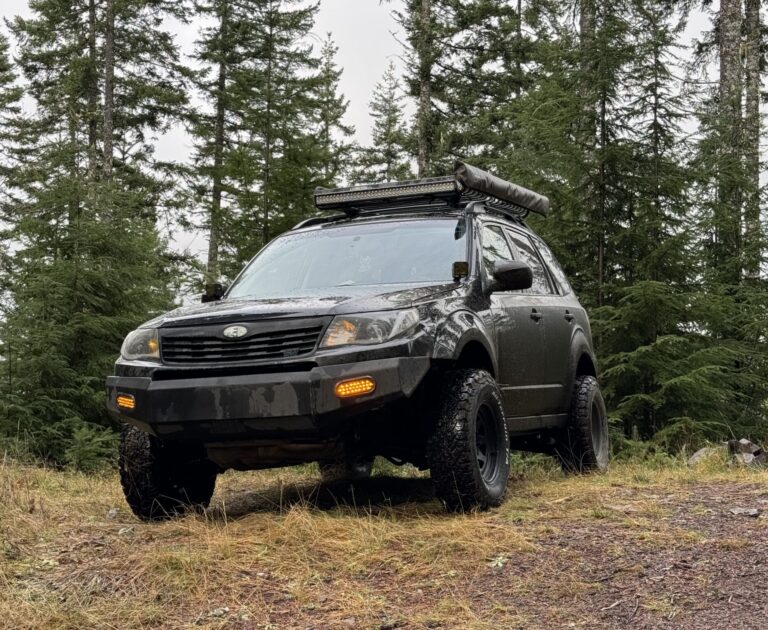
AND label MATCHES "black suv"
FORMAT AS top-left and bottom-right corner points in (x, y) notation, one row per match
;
(108, 163), (609, 520)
